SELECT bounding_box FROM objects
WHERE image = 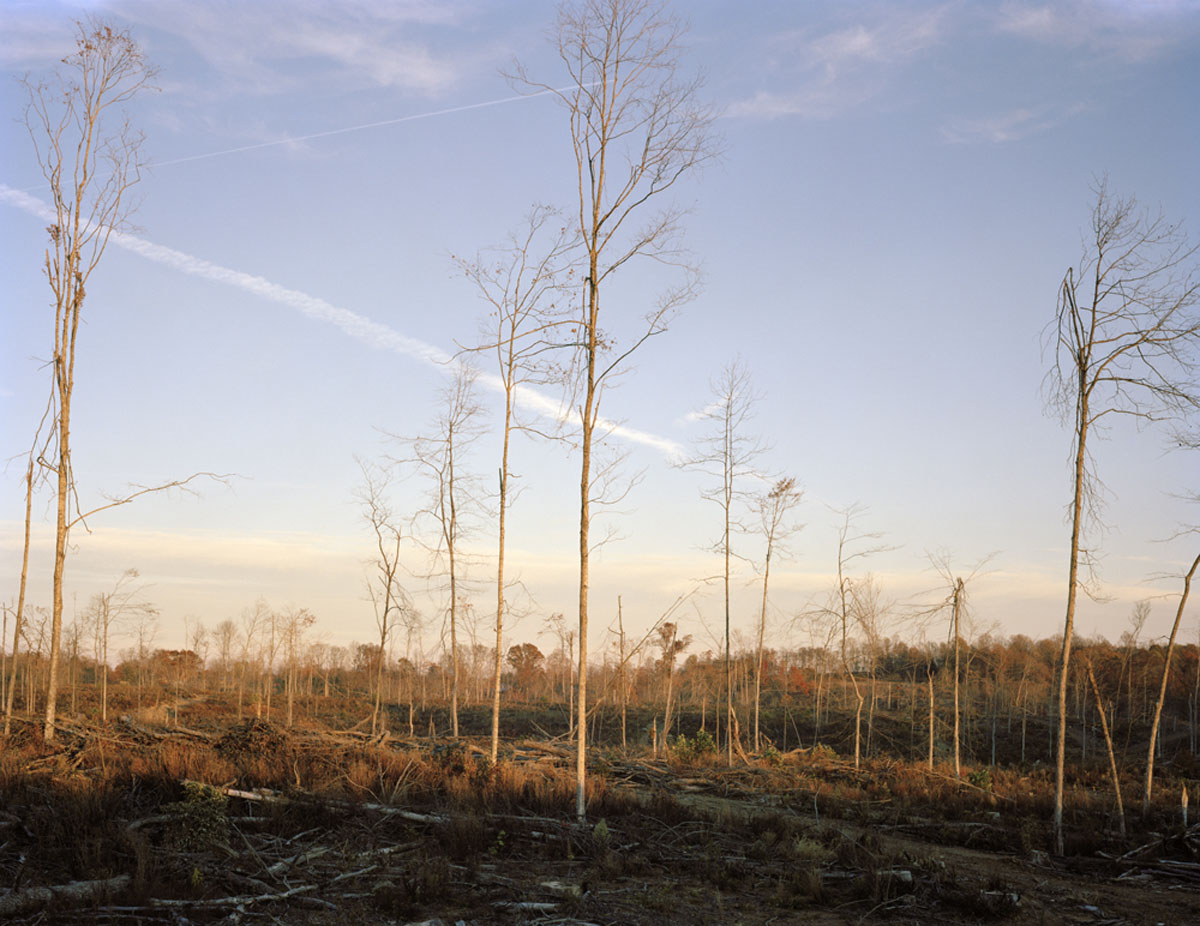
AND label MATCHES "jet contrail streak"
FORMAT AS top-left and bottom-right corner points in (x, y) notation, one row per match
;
(0, 184), (685, 460)
(154, 85), (587, 167)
